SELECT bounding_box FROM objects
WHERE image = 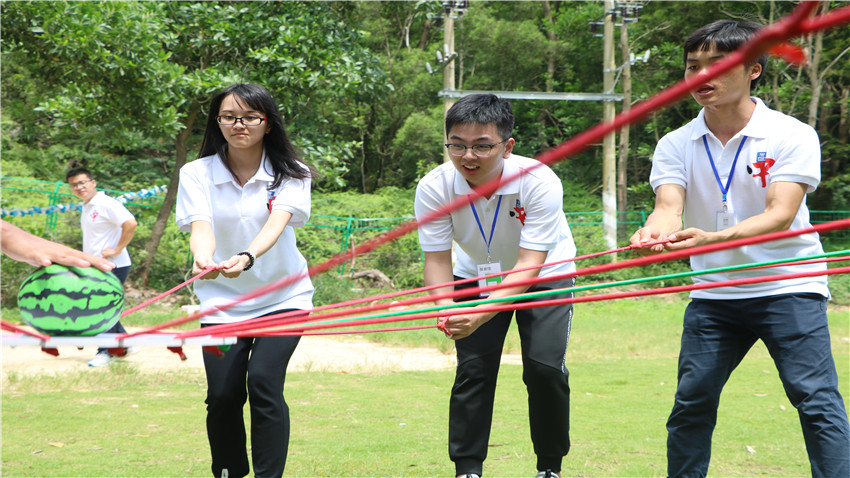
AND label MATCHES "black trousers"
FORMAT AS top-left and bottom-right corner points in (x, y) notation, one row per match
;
(449, 278), (574, 476)
(97, 266), (131, 354)
(202, 310), (303, 478)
